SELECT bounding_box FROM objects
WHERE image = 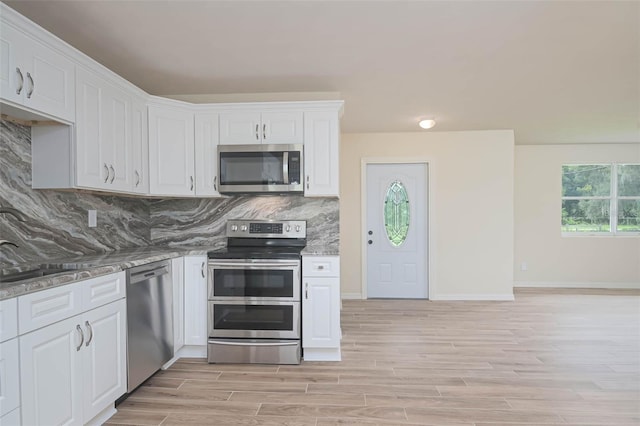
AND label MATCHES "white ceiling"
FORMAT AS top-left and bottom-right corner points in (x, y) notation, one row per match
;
(6, 0), (639, 144)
